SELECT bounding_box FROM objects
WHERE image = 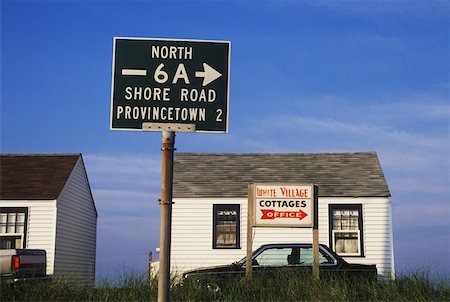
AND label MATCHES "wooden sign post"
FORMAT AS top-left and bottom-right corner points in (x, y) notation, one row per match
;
(246, 183), (255, 279)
